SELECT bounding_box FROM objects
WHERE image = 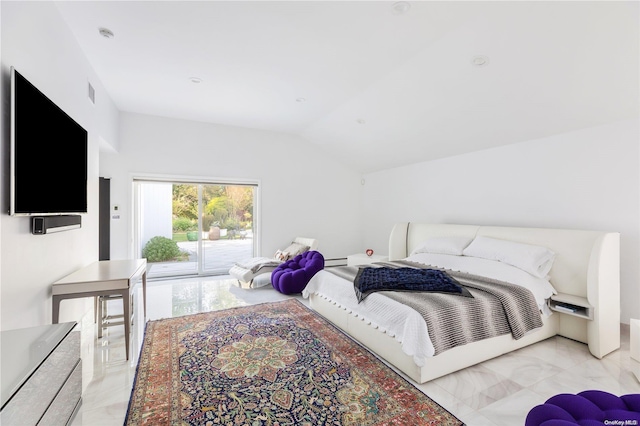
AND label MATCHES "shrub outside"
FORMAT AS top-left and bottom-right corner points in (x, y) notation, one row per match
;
(142, 236), (182, 262)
